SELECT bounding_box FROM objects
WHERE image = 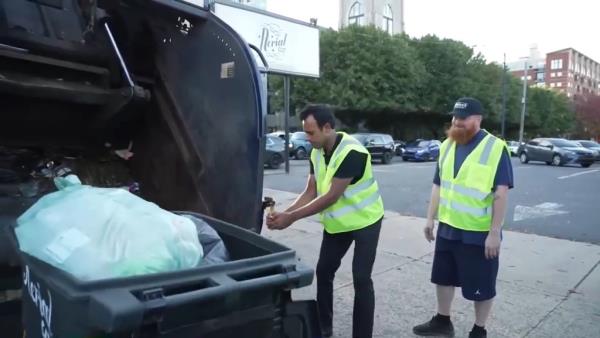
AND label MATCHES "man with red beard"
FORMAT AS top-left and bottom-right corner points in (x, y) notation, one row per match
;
(413, 98), (513, 338)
